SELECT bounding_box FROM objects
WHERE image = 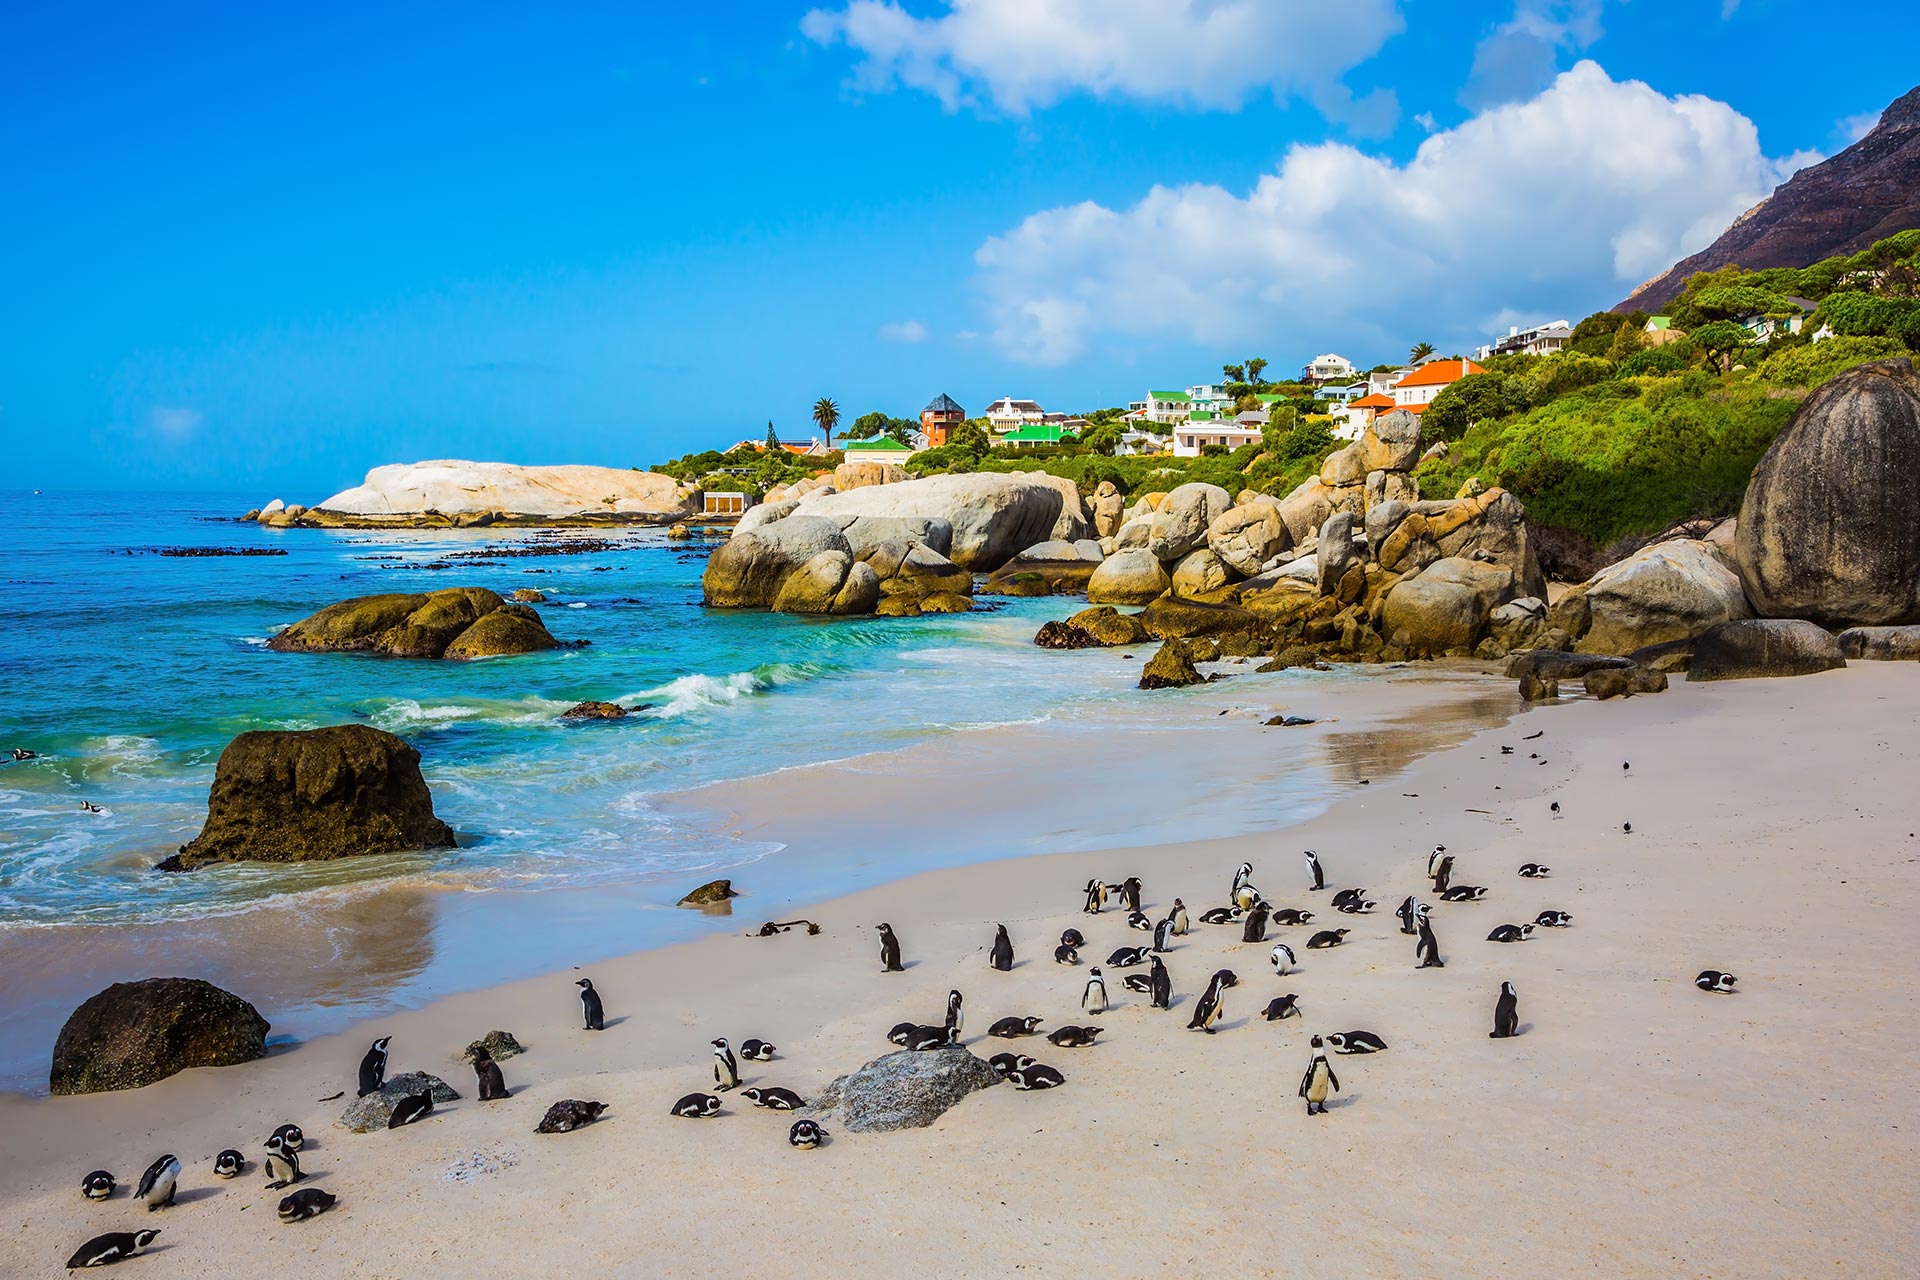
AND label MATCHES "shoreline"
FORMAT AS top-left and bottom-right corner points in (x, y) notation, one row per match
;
(2, 665), (1914, 1276)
